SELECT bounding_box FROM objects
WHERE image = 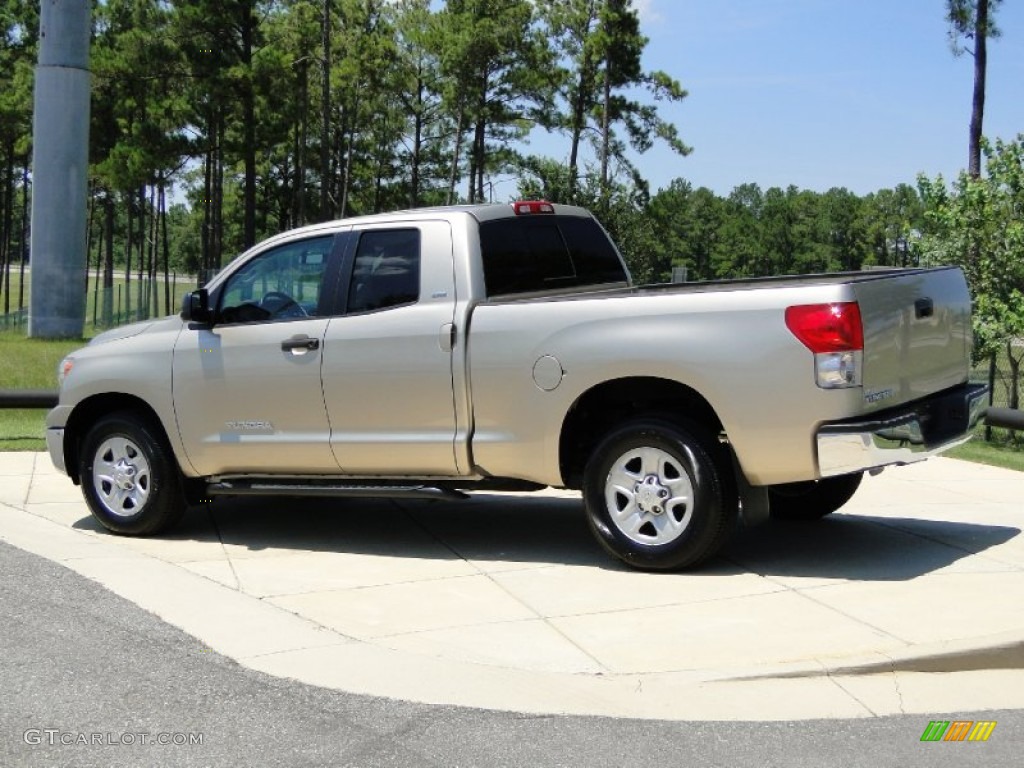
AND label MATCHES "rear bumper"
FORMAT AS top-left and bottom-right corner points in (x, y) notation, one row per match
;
(816, 383), (988, 478)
